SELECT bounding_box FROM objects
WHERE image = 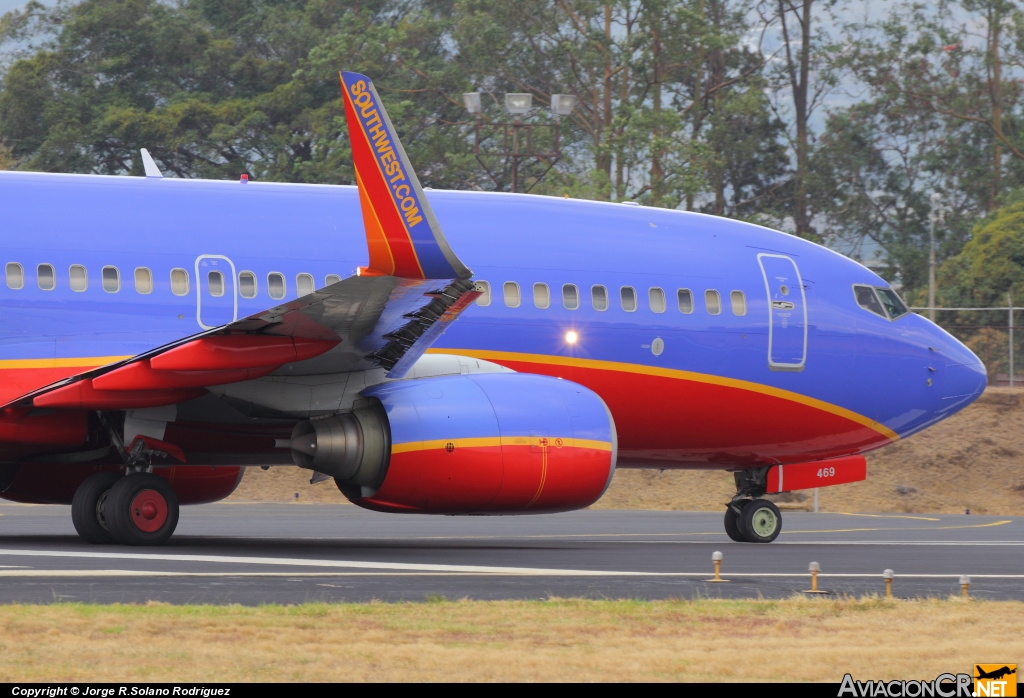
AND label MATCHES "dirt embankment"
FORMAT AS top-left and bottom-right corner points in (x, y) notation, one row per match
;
(229, 388), (1024, 514)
